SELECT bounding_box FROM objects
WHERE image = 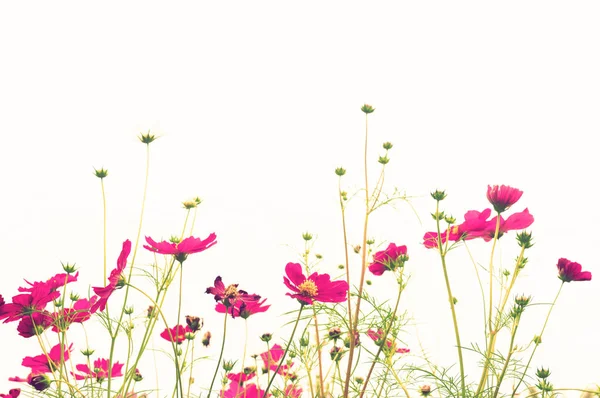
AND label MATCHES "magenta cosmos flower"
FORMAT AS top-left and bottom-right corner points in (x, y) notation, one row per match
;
(487, 184), (523, 213)
(283, 262), (349, 305)
(368, 243), (409, 276)
(215, 298), (270, 319)
(223, 382), (267, 398)
(22, 343), (73, 374)
(557, 258), (592, 283)
(90, 240), (132, 313)
(0, 389), (20, 398)
(367, 329), (410, 354)
(160, 325), (193, 344)
(144, 233), (217, 263)
(72, 358), (124, 381)
(260, 344), (294, 377)
(206, 276), (262, 318)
